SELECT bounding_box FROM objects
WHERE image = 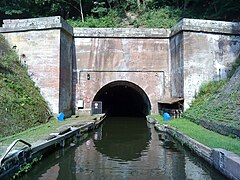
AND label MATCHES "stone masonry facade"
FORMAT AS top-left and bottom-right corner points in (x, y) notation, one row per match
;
(0, 17), (240, 116)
